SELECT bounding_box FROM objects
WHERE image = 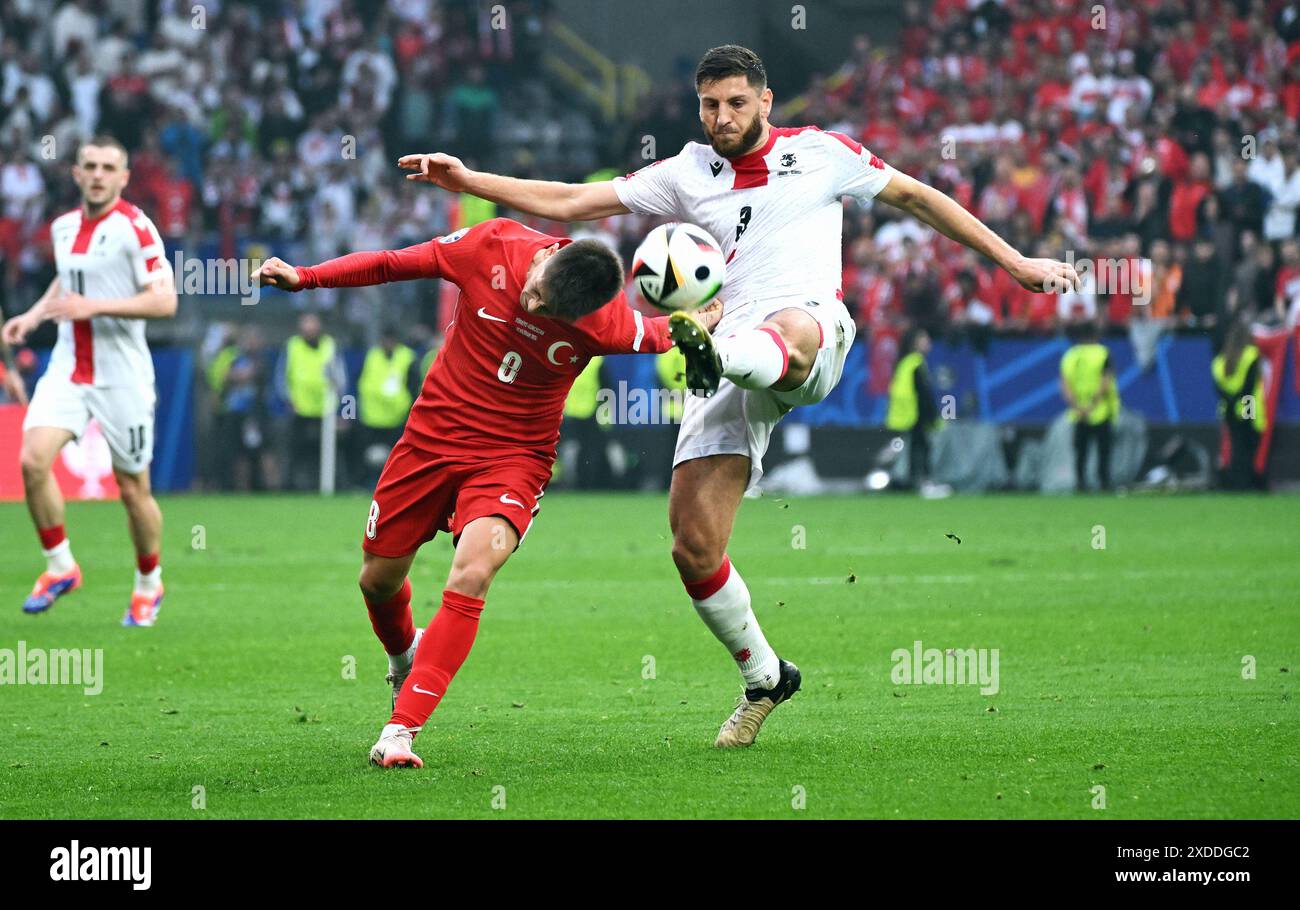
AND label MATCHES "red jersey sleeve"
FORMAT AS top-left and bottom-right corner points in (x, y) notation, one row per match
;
(579, 292), (673, 355)
(295, 220), (503, 290)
